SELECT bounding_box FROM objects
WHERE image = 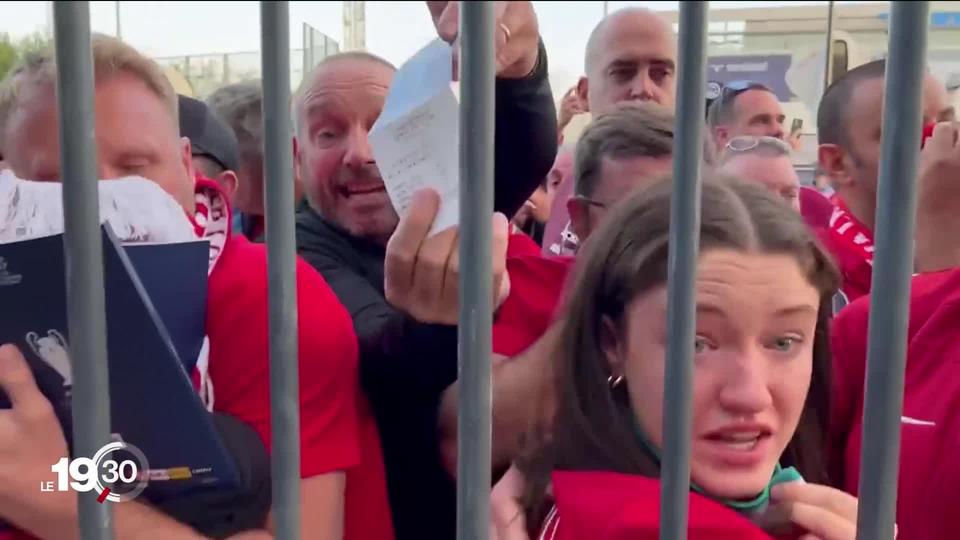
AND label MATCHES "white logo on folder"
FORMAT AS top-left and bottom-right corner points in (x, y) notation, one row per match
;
(901, 416), (935, 427)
